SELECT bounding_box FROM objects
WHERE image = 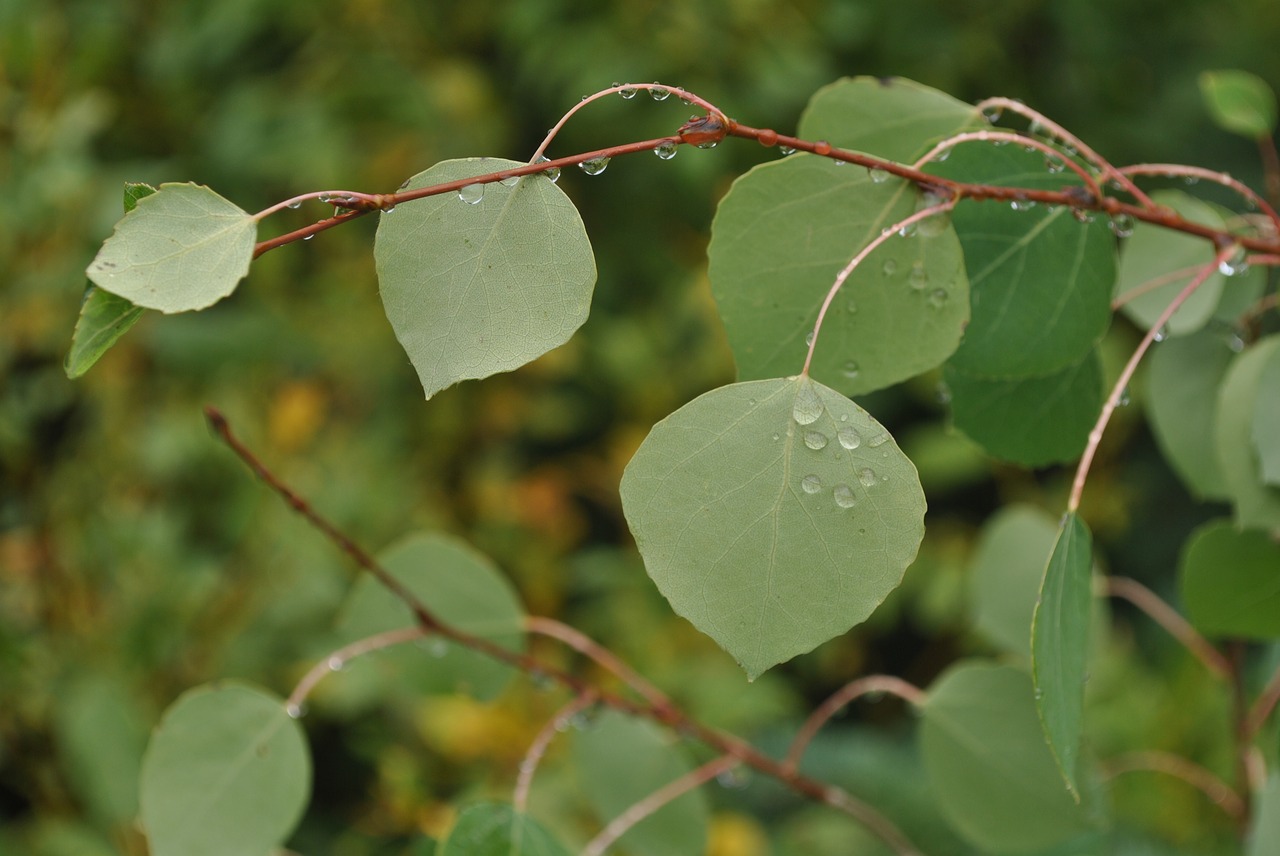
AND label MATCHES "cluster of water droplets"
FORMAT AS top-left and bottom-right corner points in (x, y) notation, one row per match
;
(787, 382), (892, 513)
